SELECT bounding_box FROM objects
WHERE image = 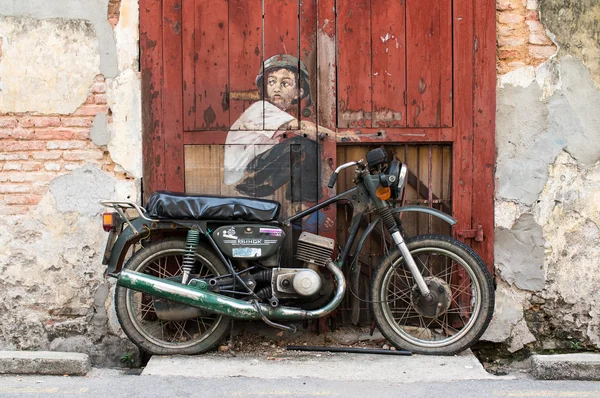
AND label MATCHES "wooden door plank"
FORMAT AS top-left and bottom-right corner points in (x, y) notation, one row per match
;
(162, 0), (184, 192)
(406, 0), (453, 127)
(299, 0), (319, 233)
(299, 0), (317, 125)
(140, 0), (165, 201)
(229, 0), (263, 129)
(184, 145), (222, 194)
(264, 0), (301, 126)
(472, 0), (496, 270)
(193, 0), (230, 130)
(317, 0), (336, 131)
(182, 0), (196, 131)
(451, 0), (474, 242)
(371, 0), (407, 128)
(439, 1), (453, 127)
(264, 0), (300, 57)
(317, 0), (337, 240)
(337, 0), (372, 128)
(336, 127), (454, 143)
